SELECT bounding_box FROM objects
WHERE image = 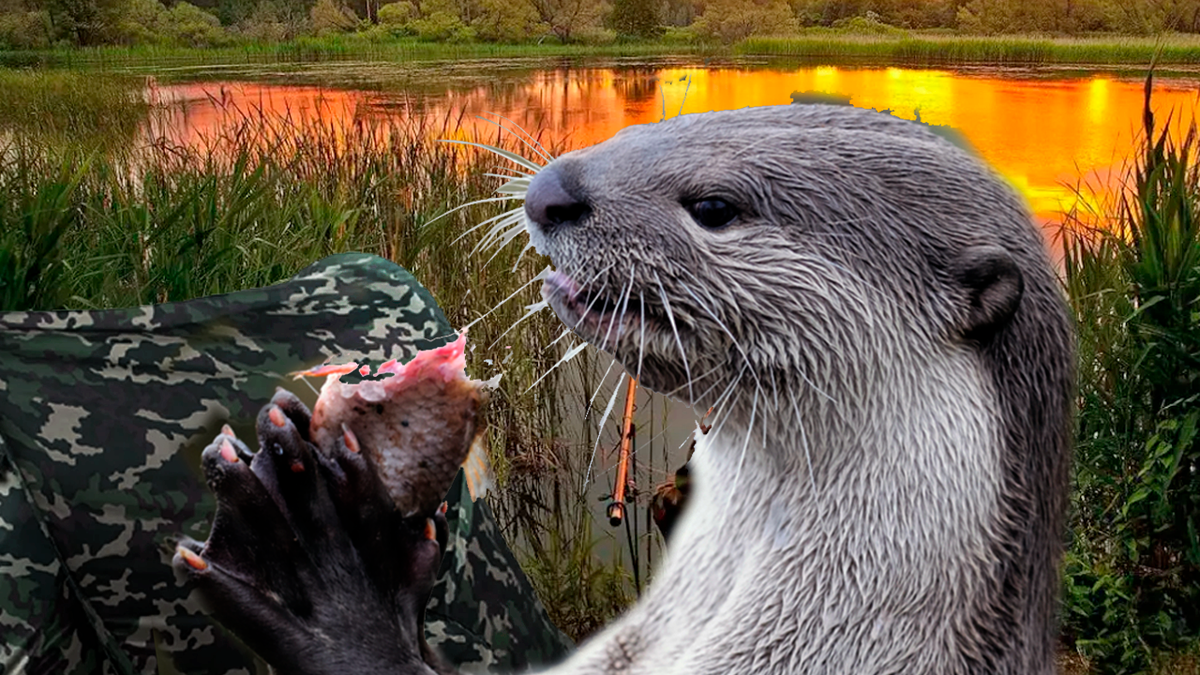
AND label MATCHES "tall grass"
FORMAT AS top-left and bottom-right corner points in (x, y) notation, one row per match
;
(0, 86), (638, 637)
(0, 70), (147, 146)
(0, 36), (717, 71)
(740, 33), (1200, 65)
(1059, 71), (1200, 674)
(9, 31), (1200, 72)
